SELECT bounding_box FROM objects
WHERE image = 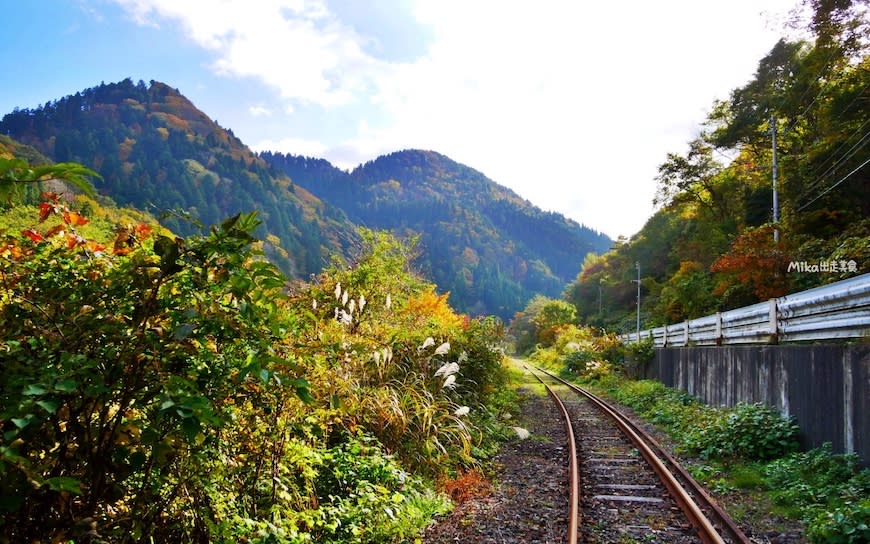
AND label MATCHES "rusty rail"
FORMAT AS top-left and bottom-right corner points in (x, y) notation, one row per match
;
(527, 366), (579, 544)
(537, 367), (752, 544)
